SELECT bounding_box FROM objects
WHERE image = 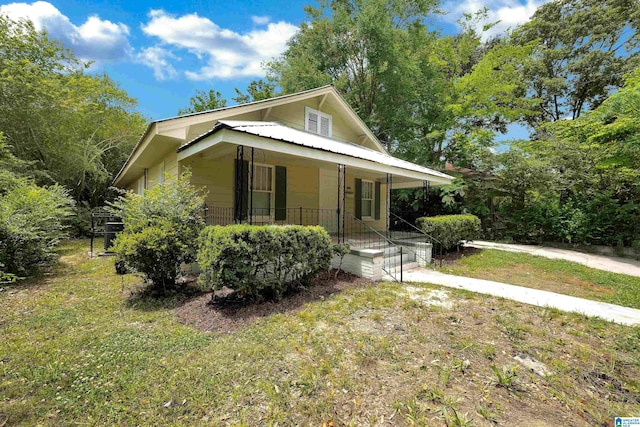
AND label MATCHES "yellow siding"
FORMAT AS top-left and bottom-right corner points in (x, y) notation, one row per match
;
(287, 164), (318, 209)
(165, 151), (178, 177)
(345, 173), (387, 232)
(268, 100), (361, 144)
(185, 154), (235, 208)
